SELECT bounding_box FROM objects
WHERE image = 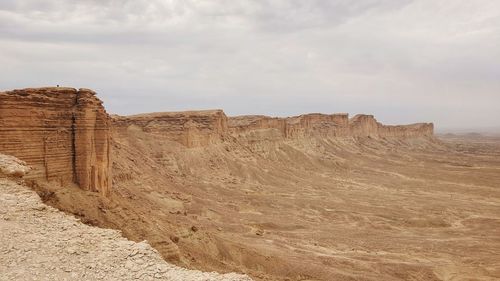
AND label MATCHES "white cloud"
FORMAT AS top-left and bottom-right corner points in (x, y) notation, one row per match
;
(1, 0), (499, 129)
